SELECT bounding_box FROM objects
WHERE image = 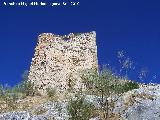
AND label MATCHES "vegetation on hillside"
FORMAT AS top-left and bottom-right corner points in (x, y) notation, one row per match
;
(0, 51), (146, 119)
